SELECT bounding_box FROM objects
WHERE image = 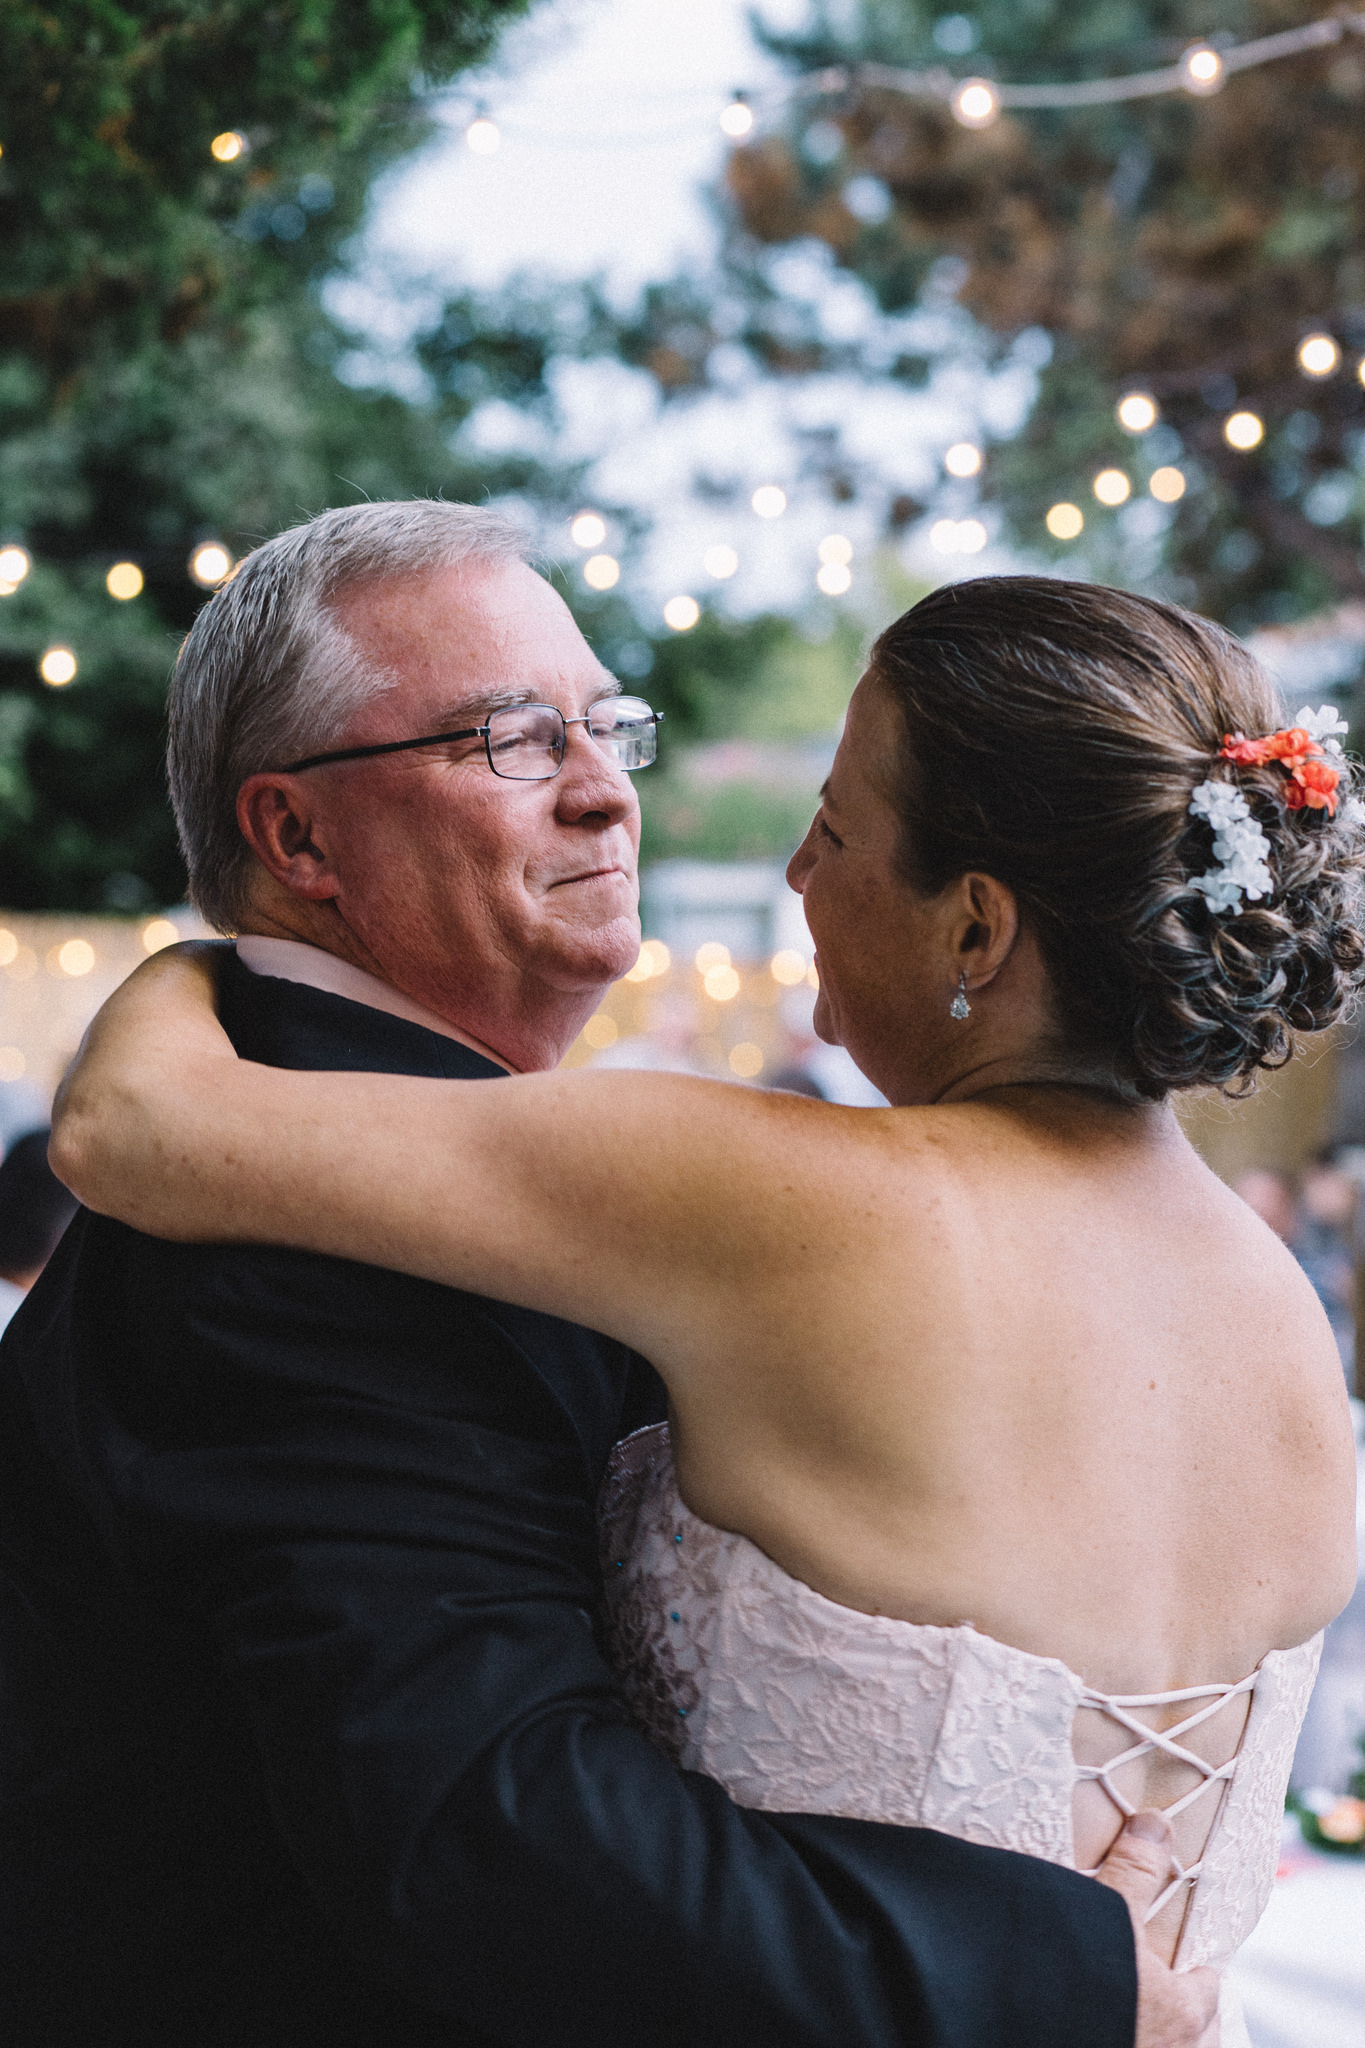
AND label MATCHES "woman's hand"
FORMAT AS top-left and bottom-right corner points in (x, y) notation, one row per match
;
(50, 942), (240, 1232)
